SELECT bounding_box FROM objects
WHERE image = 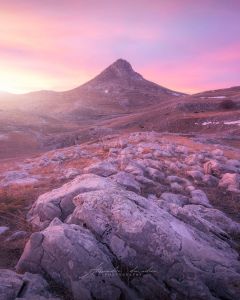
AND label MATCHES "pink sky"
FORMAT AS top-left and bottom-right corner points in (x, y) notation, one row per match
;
(0, 0), (239, 94)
